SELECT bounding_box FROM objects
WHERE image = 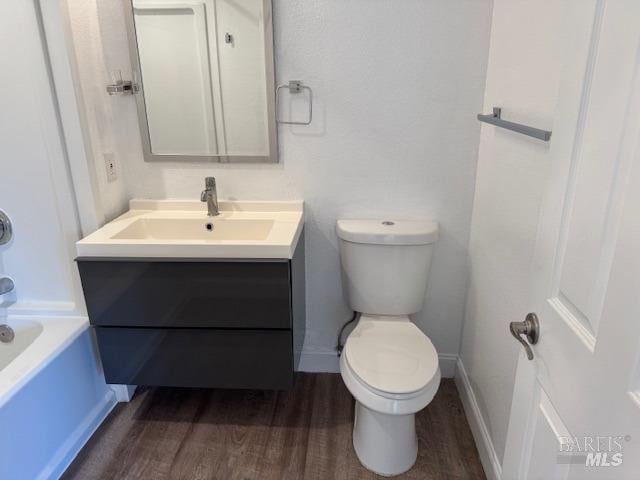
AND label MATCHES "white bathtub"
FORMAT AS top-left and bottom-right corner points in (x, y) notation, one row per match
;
(0, 318), (43, 370)
(0, 315), (116, 479)
(0, 316), (84, 406)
